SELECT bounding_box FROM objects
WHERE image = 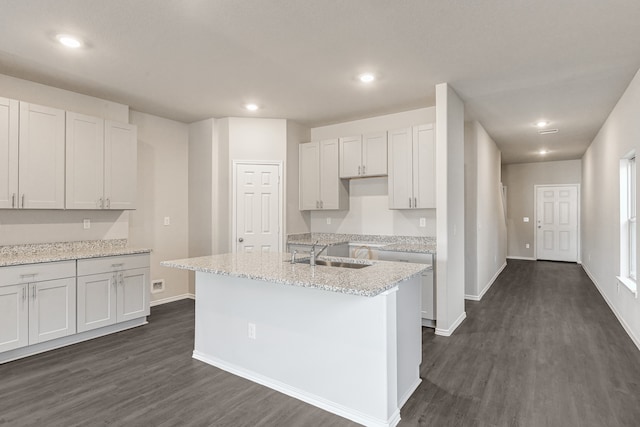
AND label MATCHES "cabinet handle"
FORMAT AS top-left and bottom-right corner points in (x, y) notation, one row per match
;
(358, 165), (361, 175)
(21, 194), (25, 208)
(11, 193), (15, 208)
(119, 272), (124, 287)
(409, 197), (412, 208)
(414, 197), (417, 208)
(106, 198), (111, 209)
(99, 198), (104, 209)
(320, 200), (323, 208)
(32, 286), (36, 300)
(22, 286), (26, 302)
(111, 263), (124, 268)
(362, 165), (366, 175)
